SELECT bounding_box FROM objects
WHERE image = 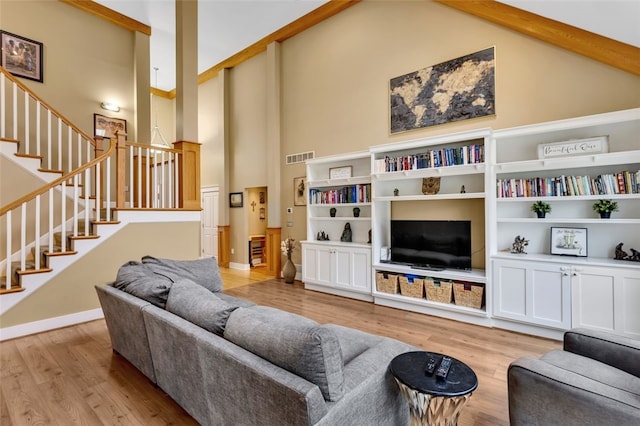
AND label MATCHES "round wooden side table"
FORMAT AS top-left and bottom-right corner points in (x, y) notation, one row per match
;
(390, 351), (478, 426)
